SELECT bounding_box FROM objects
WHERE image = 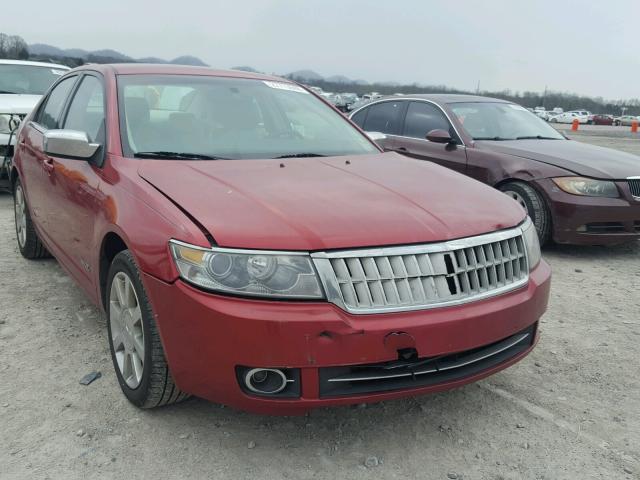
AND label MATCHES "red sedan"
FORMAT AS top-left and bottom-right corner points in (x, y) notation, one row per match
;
(591, 114), (614, 126)
(10, 64), (550, 414)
